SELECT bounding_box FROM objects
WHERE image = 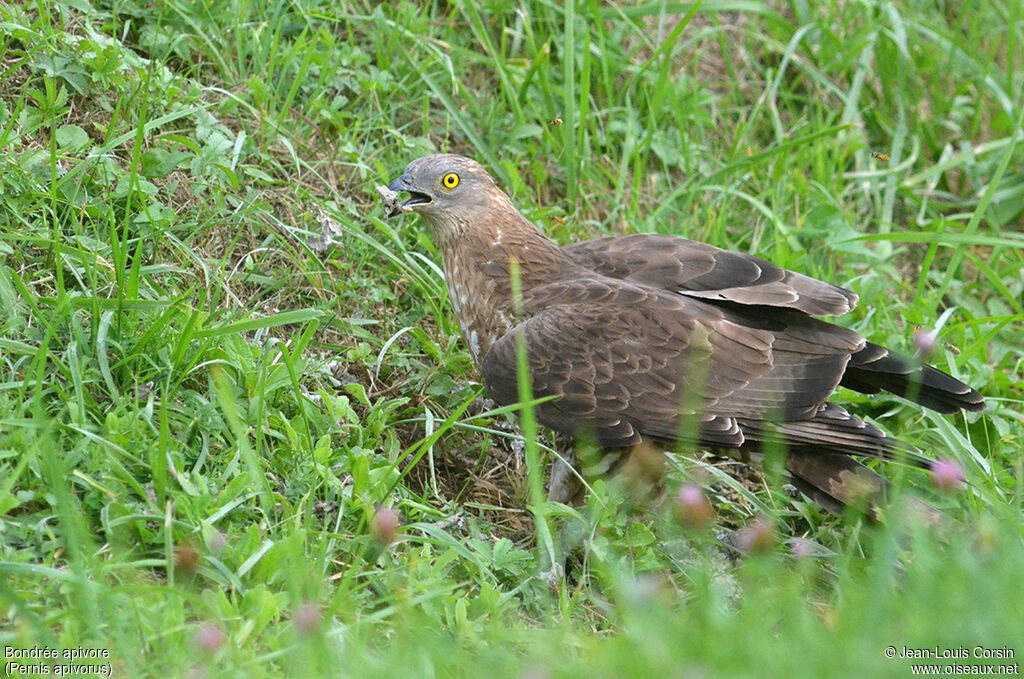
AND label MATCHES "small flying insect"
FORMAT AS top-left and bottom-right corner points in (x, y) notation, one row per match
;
(549, 116), (563, 126)
(871, 151), (890, 162)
